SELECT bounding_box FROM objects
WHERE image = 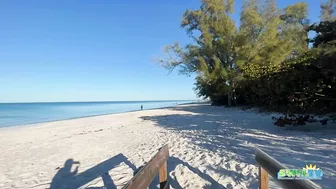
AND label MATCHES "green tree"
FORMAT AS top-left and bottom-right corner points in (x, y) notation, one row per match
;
(309, 21), (336, 47)
(237, 0), (298, 77)
(243, 20), (336, 118)
(321, 0), (336, 21)
(238, 0), (309, 80)
(160, 0), (238, 105)
(281, 2), (310, 54)
(158, 0), (310, 106)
